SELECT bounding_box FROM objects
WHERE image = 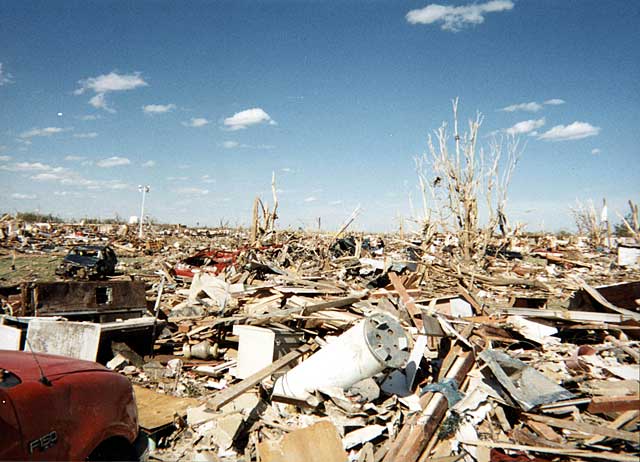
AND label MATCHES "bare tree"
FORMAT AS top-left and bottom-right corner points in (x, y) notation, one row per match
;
(570, 199), (603, 246)
(414, 98), (522, 262)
